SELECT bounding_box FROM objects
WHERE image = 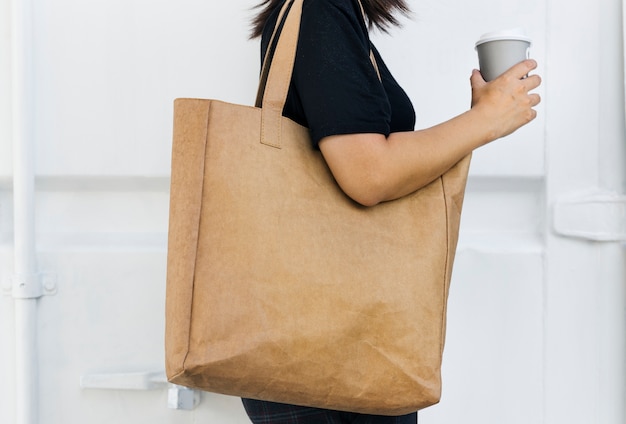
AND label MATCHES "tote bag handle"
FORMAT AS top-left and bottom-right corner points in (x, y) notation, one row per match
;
(254, 0), (295, 109)
(257, 0), (303, 148)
